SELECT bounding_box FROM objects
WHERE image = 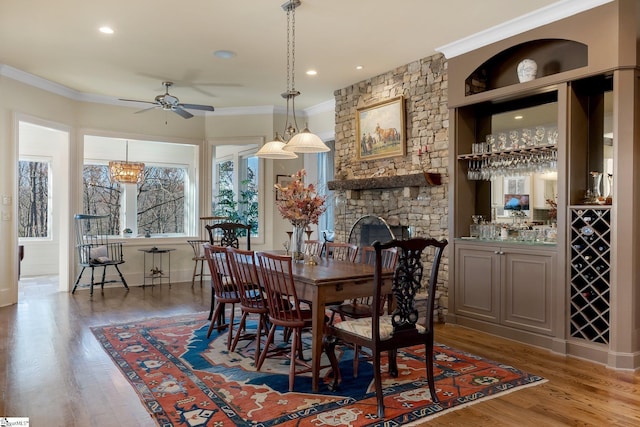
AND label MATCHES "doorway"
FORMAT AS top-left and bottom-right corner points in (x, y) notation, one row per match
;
(17, 118), (71, 295)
